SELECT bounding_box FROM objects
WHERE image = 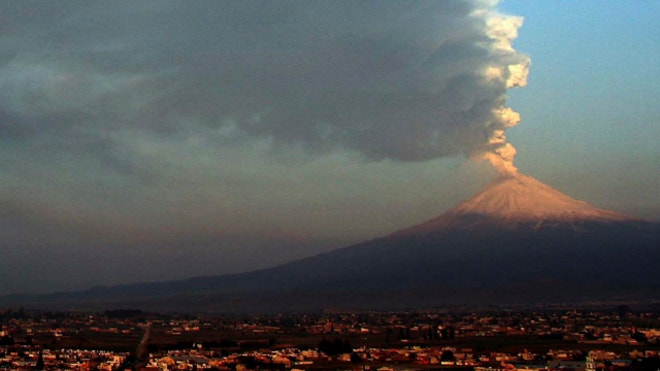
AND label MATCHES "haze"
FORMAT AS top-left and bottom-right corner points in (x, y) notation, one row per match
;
(0, 0), (657, 295)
